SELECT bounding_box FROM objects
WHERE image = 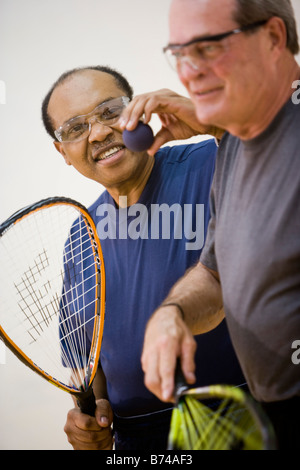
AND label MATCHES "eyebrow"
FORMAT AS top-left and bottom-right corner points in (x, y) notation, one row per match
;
(164, 20), (268, 51)
(164, 30), (239, 51)
(64, 96), (117, 125)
